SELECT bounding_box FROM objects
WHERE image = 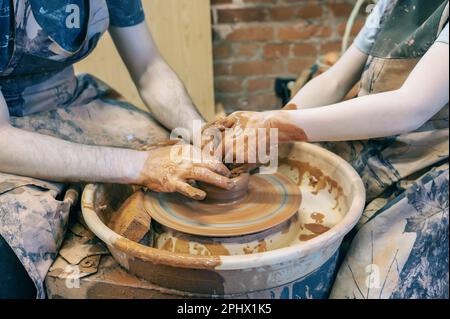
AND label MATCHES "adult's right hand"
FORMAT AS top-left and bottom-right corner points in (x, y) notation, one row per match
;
(135, 144), (233, 200)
